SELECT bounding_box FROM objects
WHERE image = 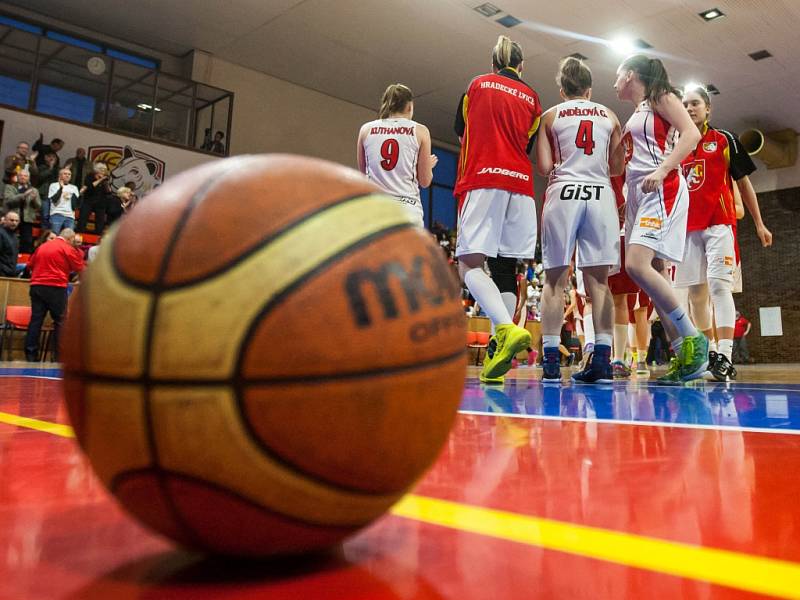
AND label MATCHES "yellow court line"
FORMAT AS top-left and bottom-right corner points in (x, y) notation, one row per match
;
(0, 411), (75, 438)
(5, 412), (800, 597)
(392, 495), (800, 599)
